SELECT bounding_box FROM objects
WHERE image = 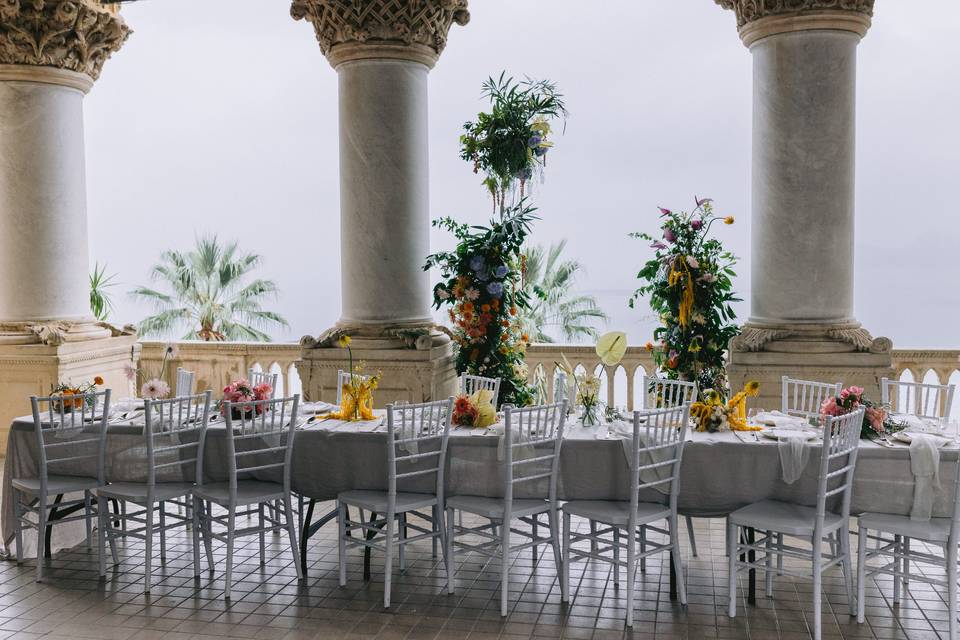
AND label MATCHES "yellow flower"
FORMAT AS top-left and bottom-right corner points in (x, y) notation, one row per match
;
(745, 380), (760, 396)
(336, 335), (352, 348)
(93, 376), (104, 386)
(723, 216), (735, 225)
(644, 341), (654, 352)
